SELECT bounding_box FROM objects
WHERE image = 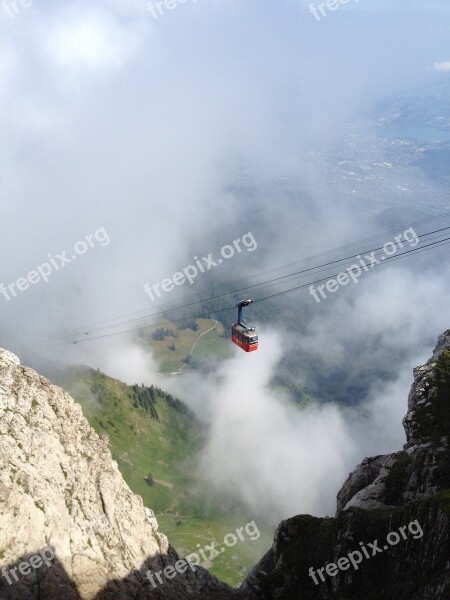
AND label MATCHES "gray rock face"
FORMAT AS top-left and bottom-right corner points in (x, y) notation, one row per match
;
(403, 329), (450, 449)
(335, 330), (450, 513)
(0, 349), (238, 600)
(242, 329), (450, 600)
(336, 453), (399, 512)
